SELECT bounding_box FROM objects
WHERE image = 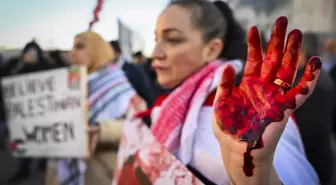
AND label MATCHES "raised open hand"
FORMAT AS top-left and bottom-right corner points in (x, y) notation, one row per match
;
(212, 16), (321, 180)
